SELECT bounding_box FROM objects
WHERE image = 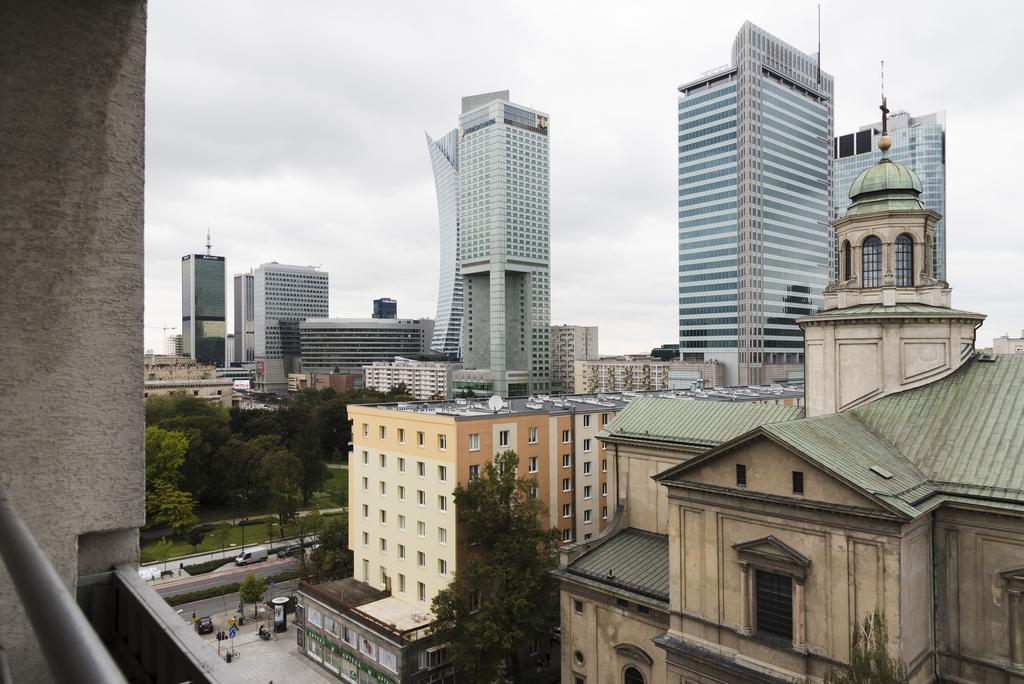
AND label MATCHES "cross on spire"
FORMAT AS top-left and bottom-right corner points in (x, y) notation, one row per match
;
(880, 60), (889, 136)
